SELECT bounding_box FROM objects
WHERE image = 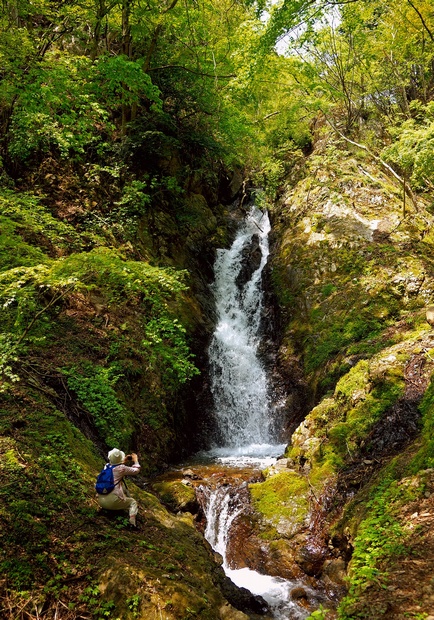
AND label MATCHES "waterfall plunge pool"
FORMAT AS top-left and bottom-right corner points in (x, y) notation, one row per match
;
(195, 443), (287, 469)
